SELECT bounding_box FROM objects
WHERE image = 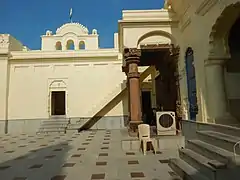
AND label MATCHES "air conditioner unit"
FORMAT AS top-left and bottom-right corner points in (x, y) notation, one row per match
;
(156, 111), (176, 136)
